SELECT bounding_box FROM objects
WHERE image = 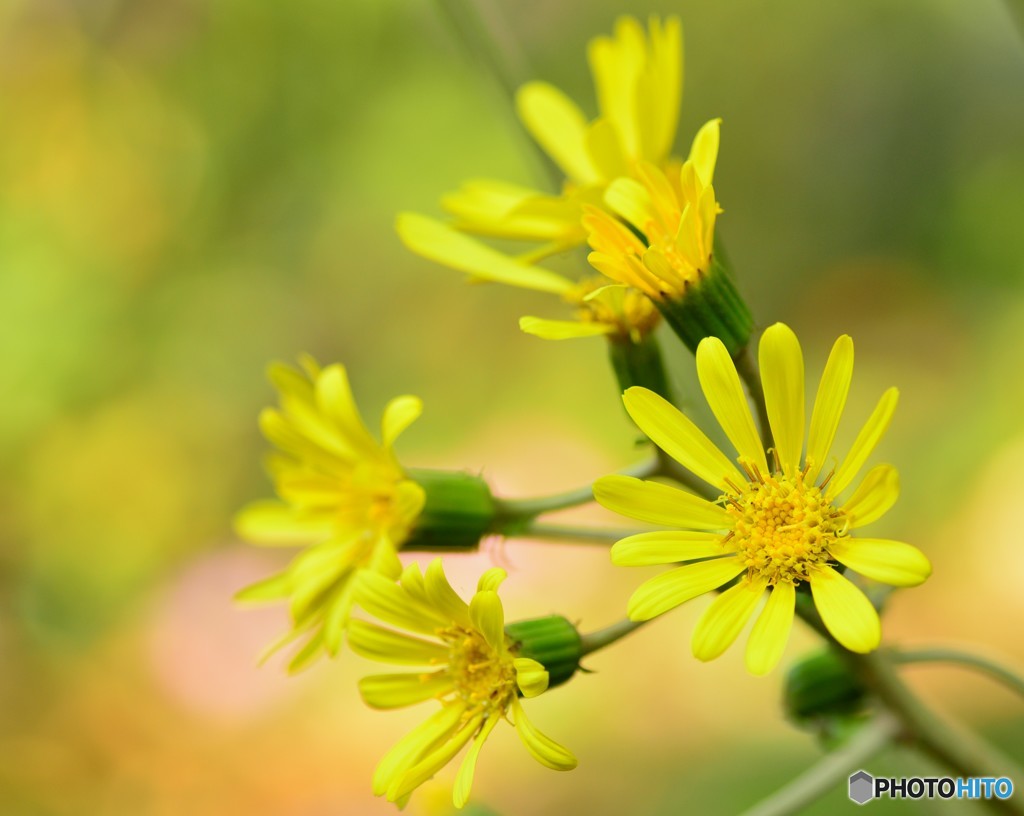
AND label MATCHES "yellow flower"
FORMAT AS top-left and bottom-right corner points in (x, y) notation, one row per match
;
(594, 324), (932, 674)
(397, 15), (683, 342)
(351, 559), (577, 809)
(235, 356), (426, 670)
